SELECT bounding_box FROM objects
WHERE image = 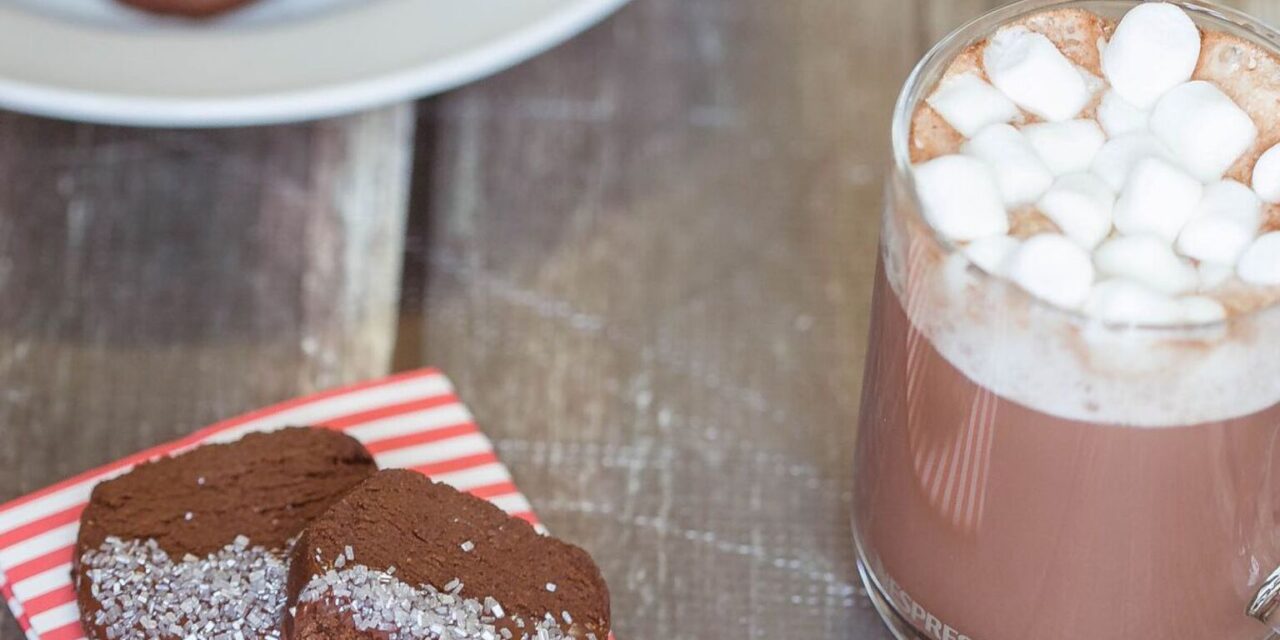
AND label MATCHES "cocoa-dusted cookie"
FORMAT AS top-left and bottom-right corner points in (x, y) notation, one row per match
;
(74, 427), (378, 640)
(117, 0), (258, 17)
(286, 469), (611, 640)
